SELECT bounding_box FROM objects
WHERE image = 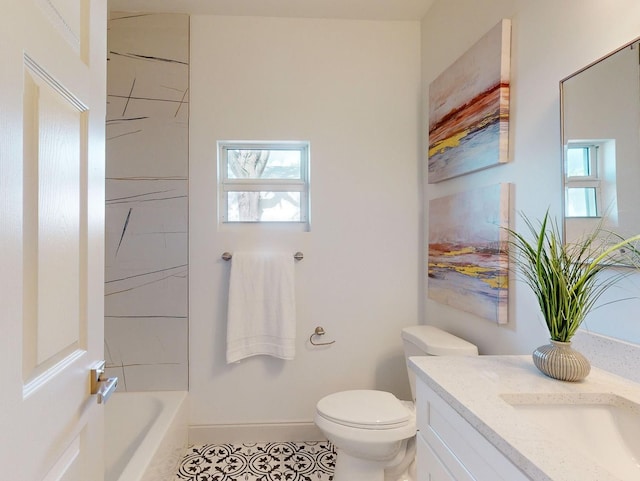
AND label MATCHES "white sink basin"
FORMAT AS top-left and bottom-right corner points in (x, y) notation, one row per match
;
(501, 393), (640, 480)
